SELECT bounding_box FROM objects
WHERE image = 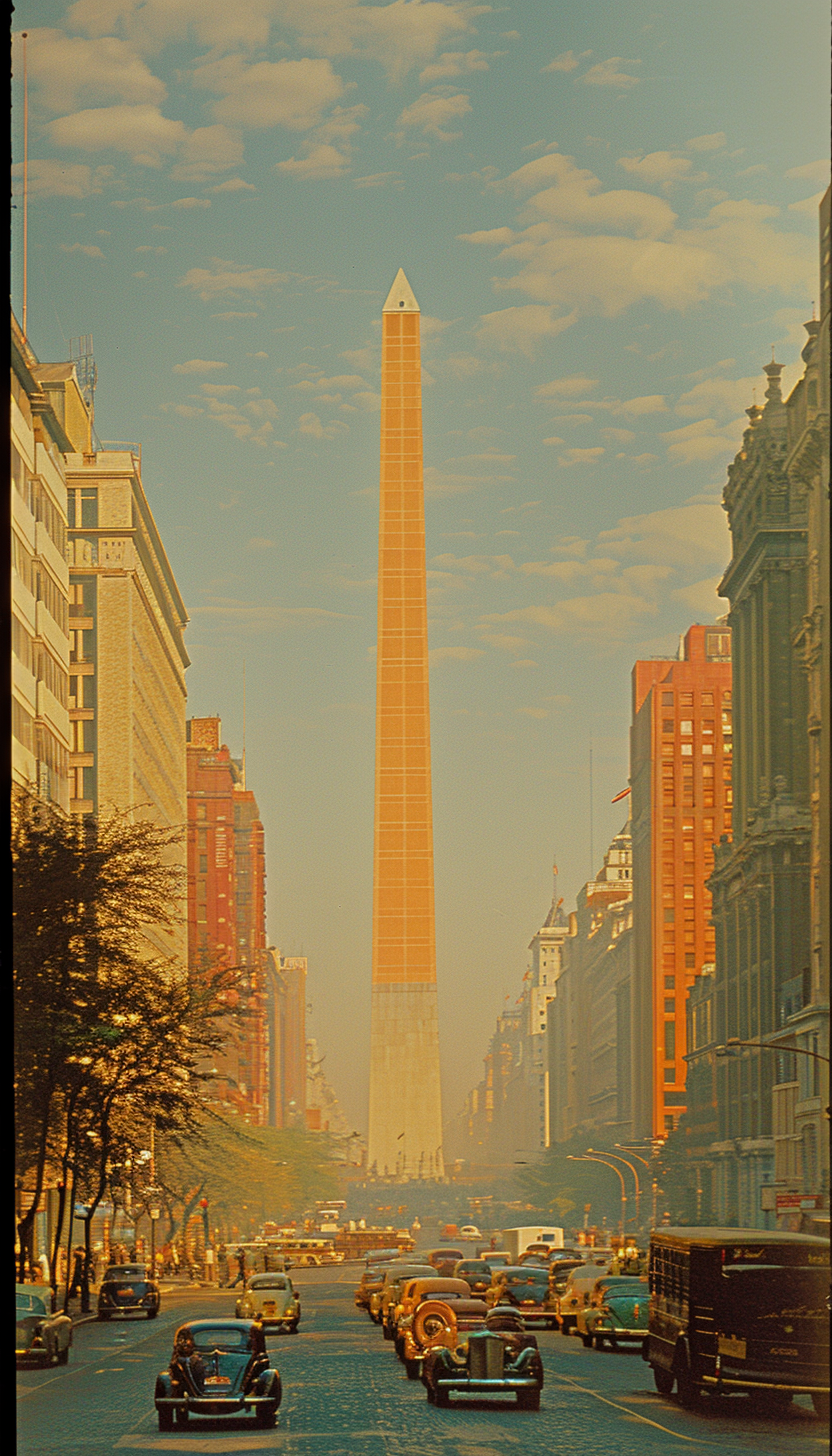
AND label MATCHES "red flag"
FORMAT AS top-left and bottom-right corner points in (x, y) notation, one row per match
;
(611, 786), (631, 803)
